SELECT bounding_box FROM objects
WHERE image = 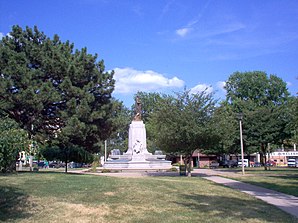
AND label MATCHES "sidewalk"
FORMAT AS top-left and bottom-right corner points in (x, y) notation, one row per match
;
(193, 169), (298, 219)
